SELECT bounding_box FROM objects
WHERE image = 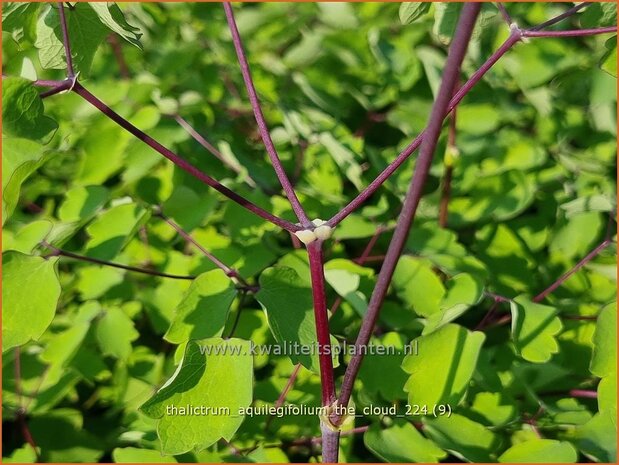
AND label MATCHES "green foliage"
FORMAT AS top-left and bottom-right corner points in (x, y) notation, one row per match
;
(1, 2), (616, 463)
(140, 339), (253, 455)
(2, 251), (61, 351)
